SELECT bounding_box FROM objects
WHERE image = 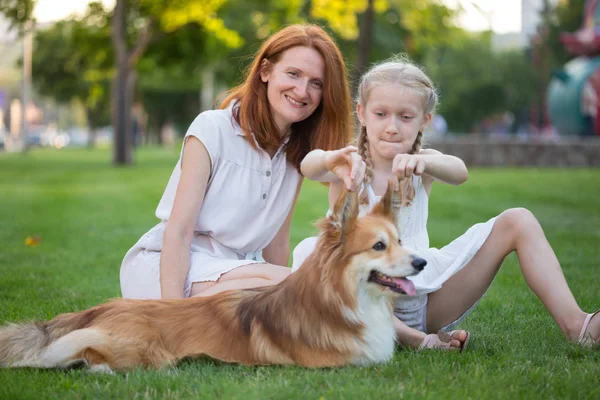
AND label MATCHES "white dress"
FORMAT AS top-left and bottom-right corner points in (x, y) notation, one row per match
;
(291, 175), (496, 331)
(120, 103), (301, 299)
